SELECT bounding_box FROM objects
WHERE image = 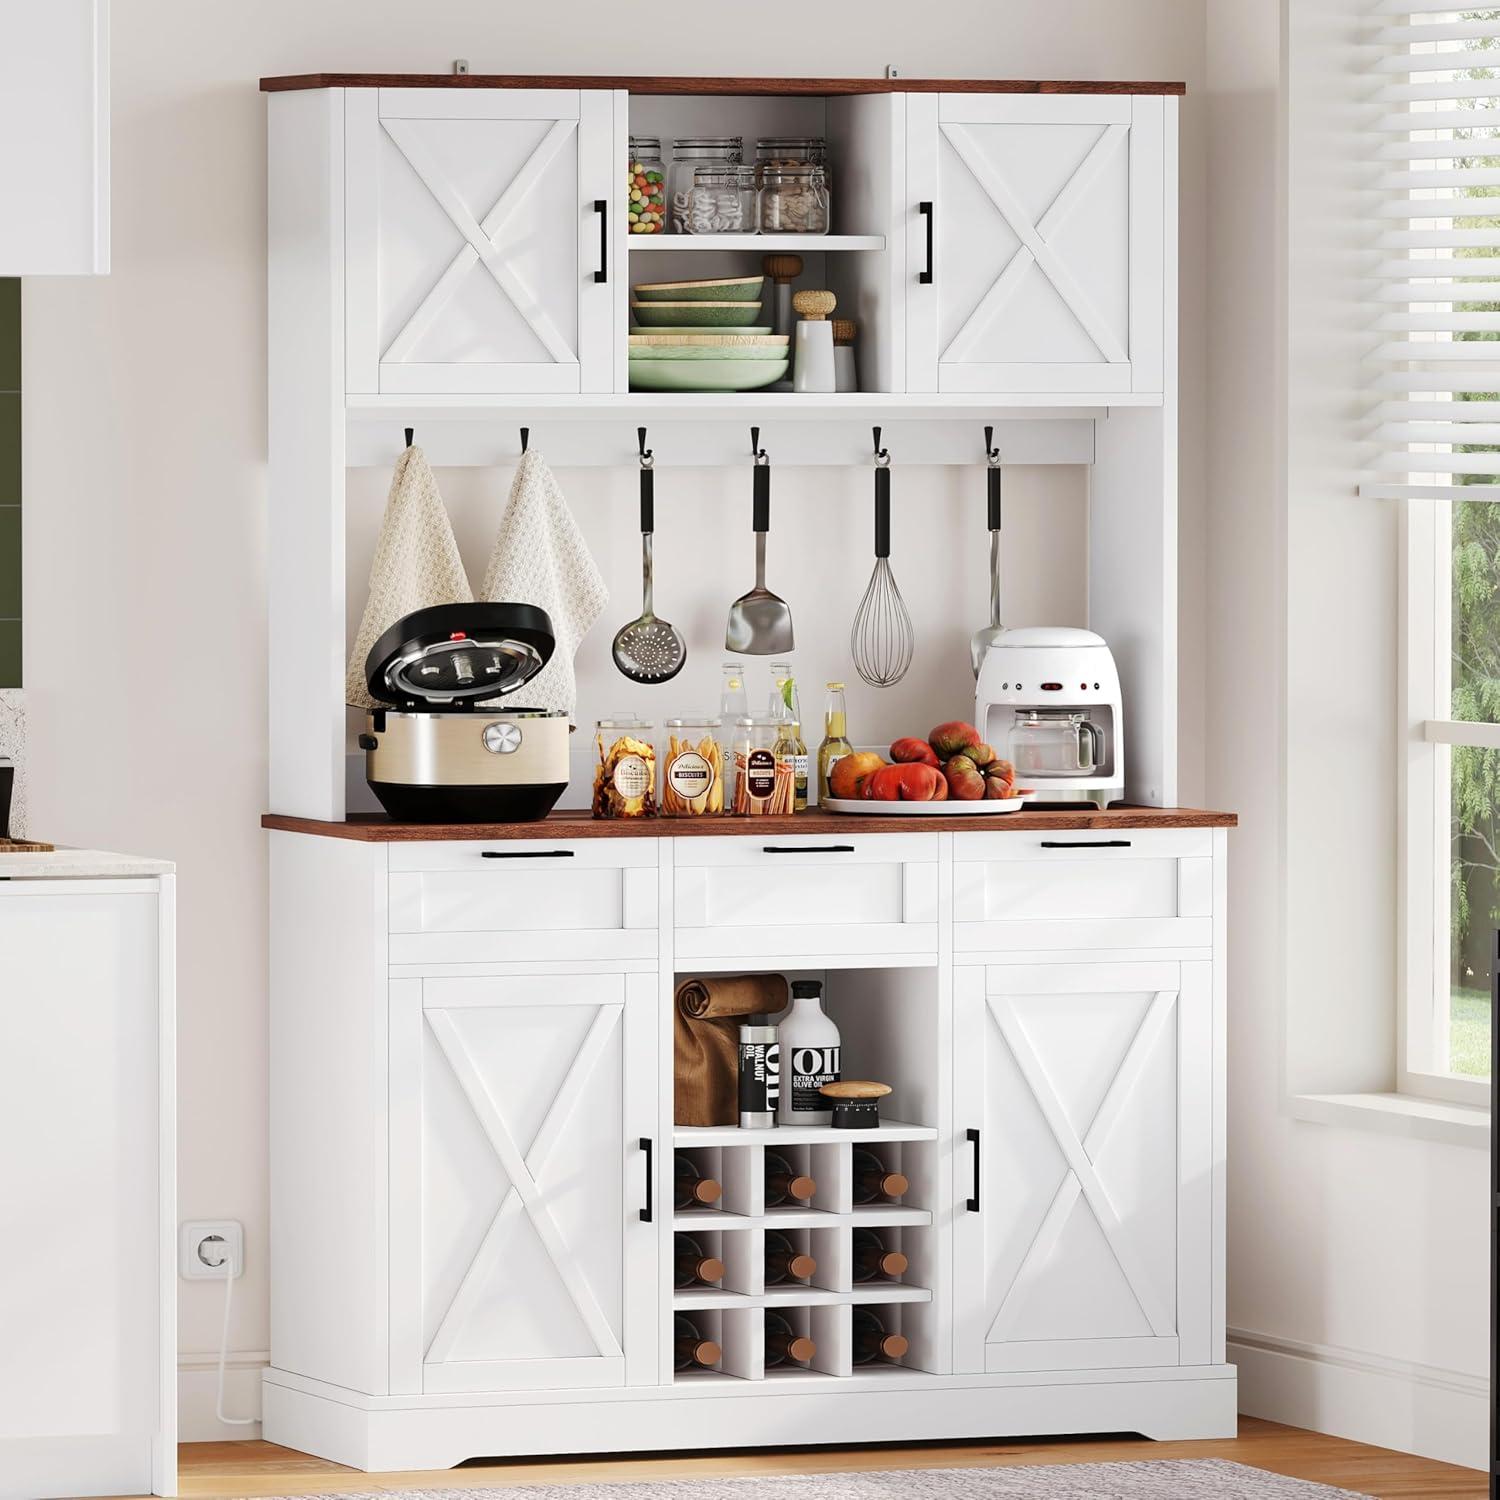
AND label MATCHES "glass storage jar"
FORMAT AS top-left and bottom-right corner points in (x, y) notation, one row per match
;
(661, 718), (726, 817)
(758, 164), (829, 234)
(731, 715), (794, 816)
(593, 718), (657, 818)
(682, 165), (757, 234)
(756, 136), (829, 187)
(627, 135), (667, 235)
(668, 137), (743, 233)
